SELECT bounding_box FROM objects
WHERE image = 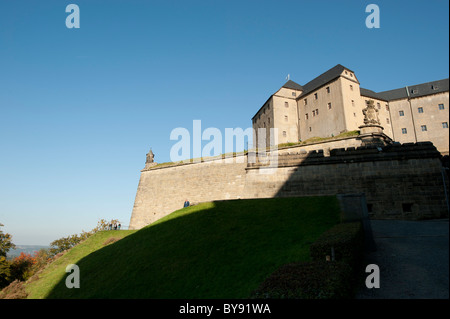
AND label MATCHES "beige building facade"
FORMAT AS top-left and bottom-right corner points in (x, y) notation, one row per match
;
(252, 64), (449, 155)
